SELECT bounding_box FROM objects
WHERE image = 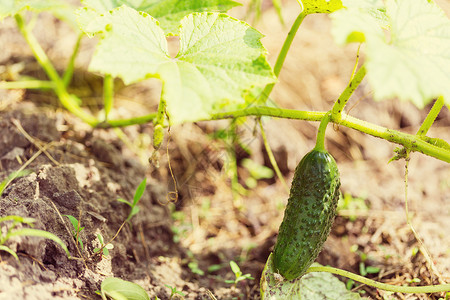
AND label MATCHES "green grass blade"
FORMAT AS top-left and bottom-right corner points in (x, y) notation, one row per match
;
(0, 245), (19, 260)
(0, 215), (35, 224)
(9, 228), (70, 257)
(132, 178), (147, 206)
